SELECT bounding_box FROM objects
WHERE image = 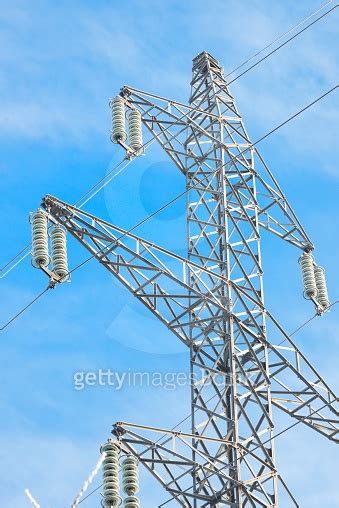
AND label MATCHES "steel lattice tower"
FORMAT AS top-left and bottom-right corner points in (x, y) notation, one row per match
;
(41, 52), (338, 507)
